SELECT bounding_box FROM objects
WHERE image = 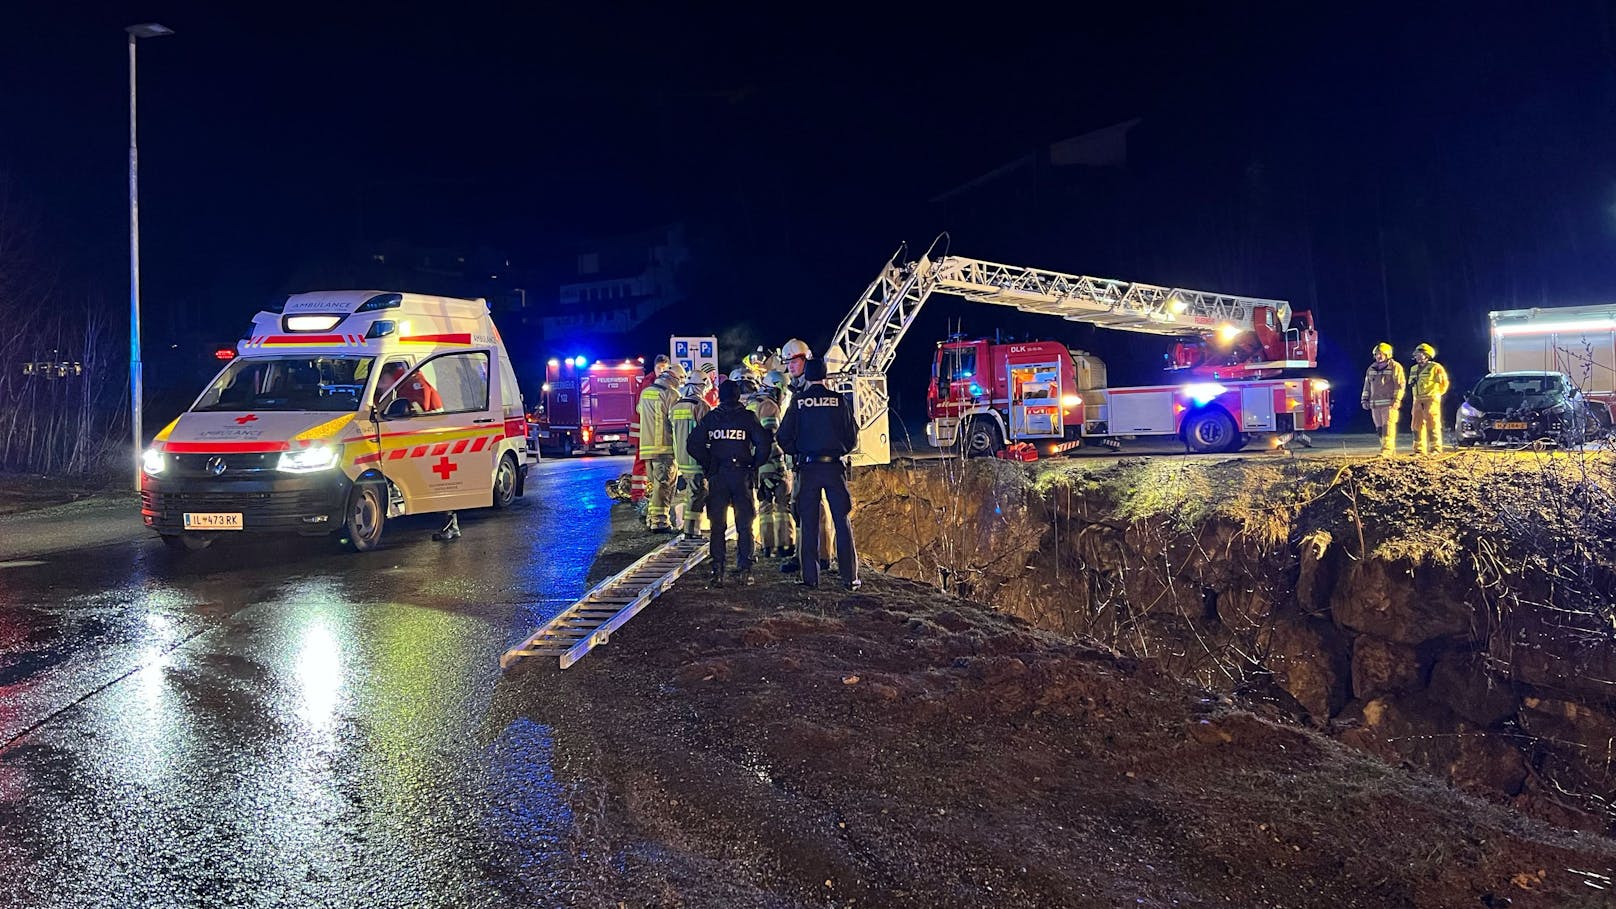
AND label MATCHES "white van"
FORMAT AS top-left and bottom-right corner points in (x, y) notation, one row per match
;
(140, 291), (536, 552)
